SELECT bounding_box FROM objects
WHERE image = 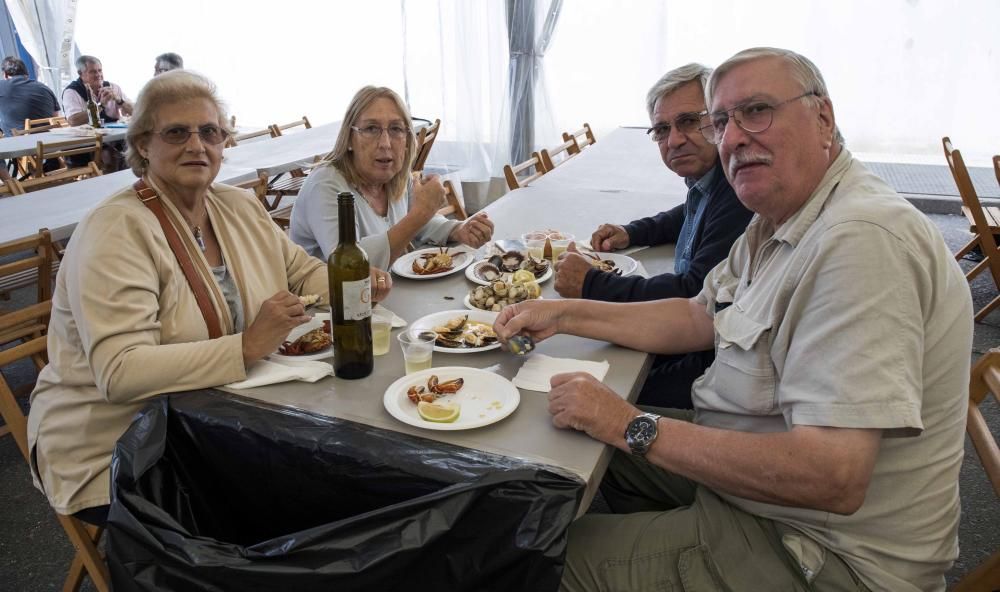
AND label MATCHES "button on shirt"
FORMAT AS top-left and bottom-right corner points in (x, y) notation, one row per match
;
(693, 149), (973, 591)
